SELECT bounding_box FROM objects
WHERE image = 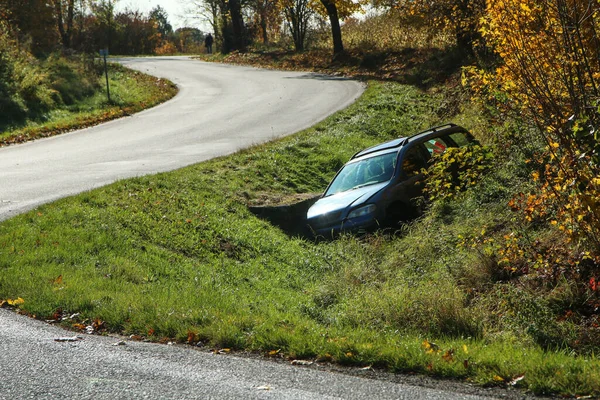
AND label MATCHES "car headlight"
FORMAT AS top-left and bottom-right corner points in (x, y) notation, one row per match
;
(347, 204), (377, 219)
